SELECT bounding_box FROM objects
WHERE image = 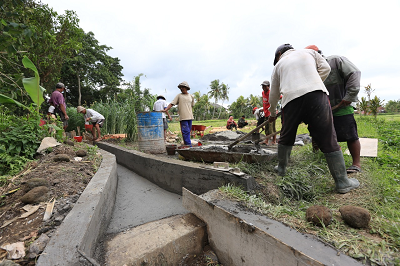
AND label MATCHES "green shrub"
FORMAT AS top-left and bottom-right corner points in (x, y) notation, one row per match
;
(0, 107), (54, 176)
